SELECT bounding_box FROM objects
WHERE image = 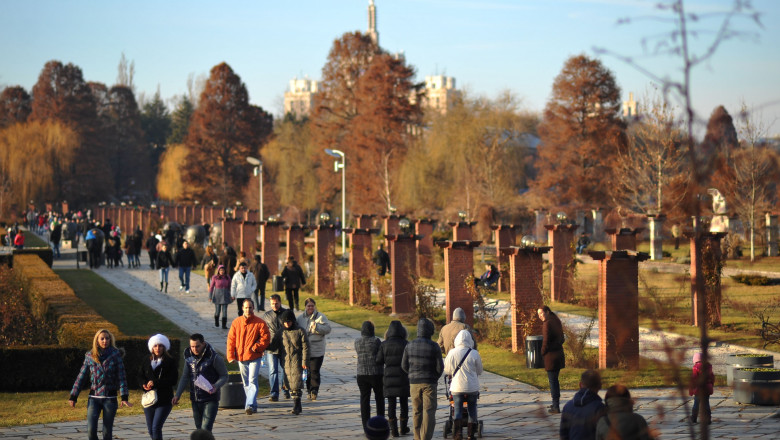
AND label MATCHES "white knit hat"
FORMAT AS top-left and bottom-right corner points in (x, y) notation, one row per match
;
(148, 334), (171, 353)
